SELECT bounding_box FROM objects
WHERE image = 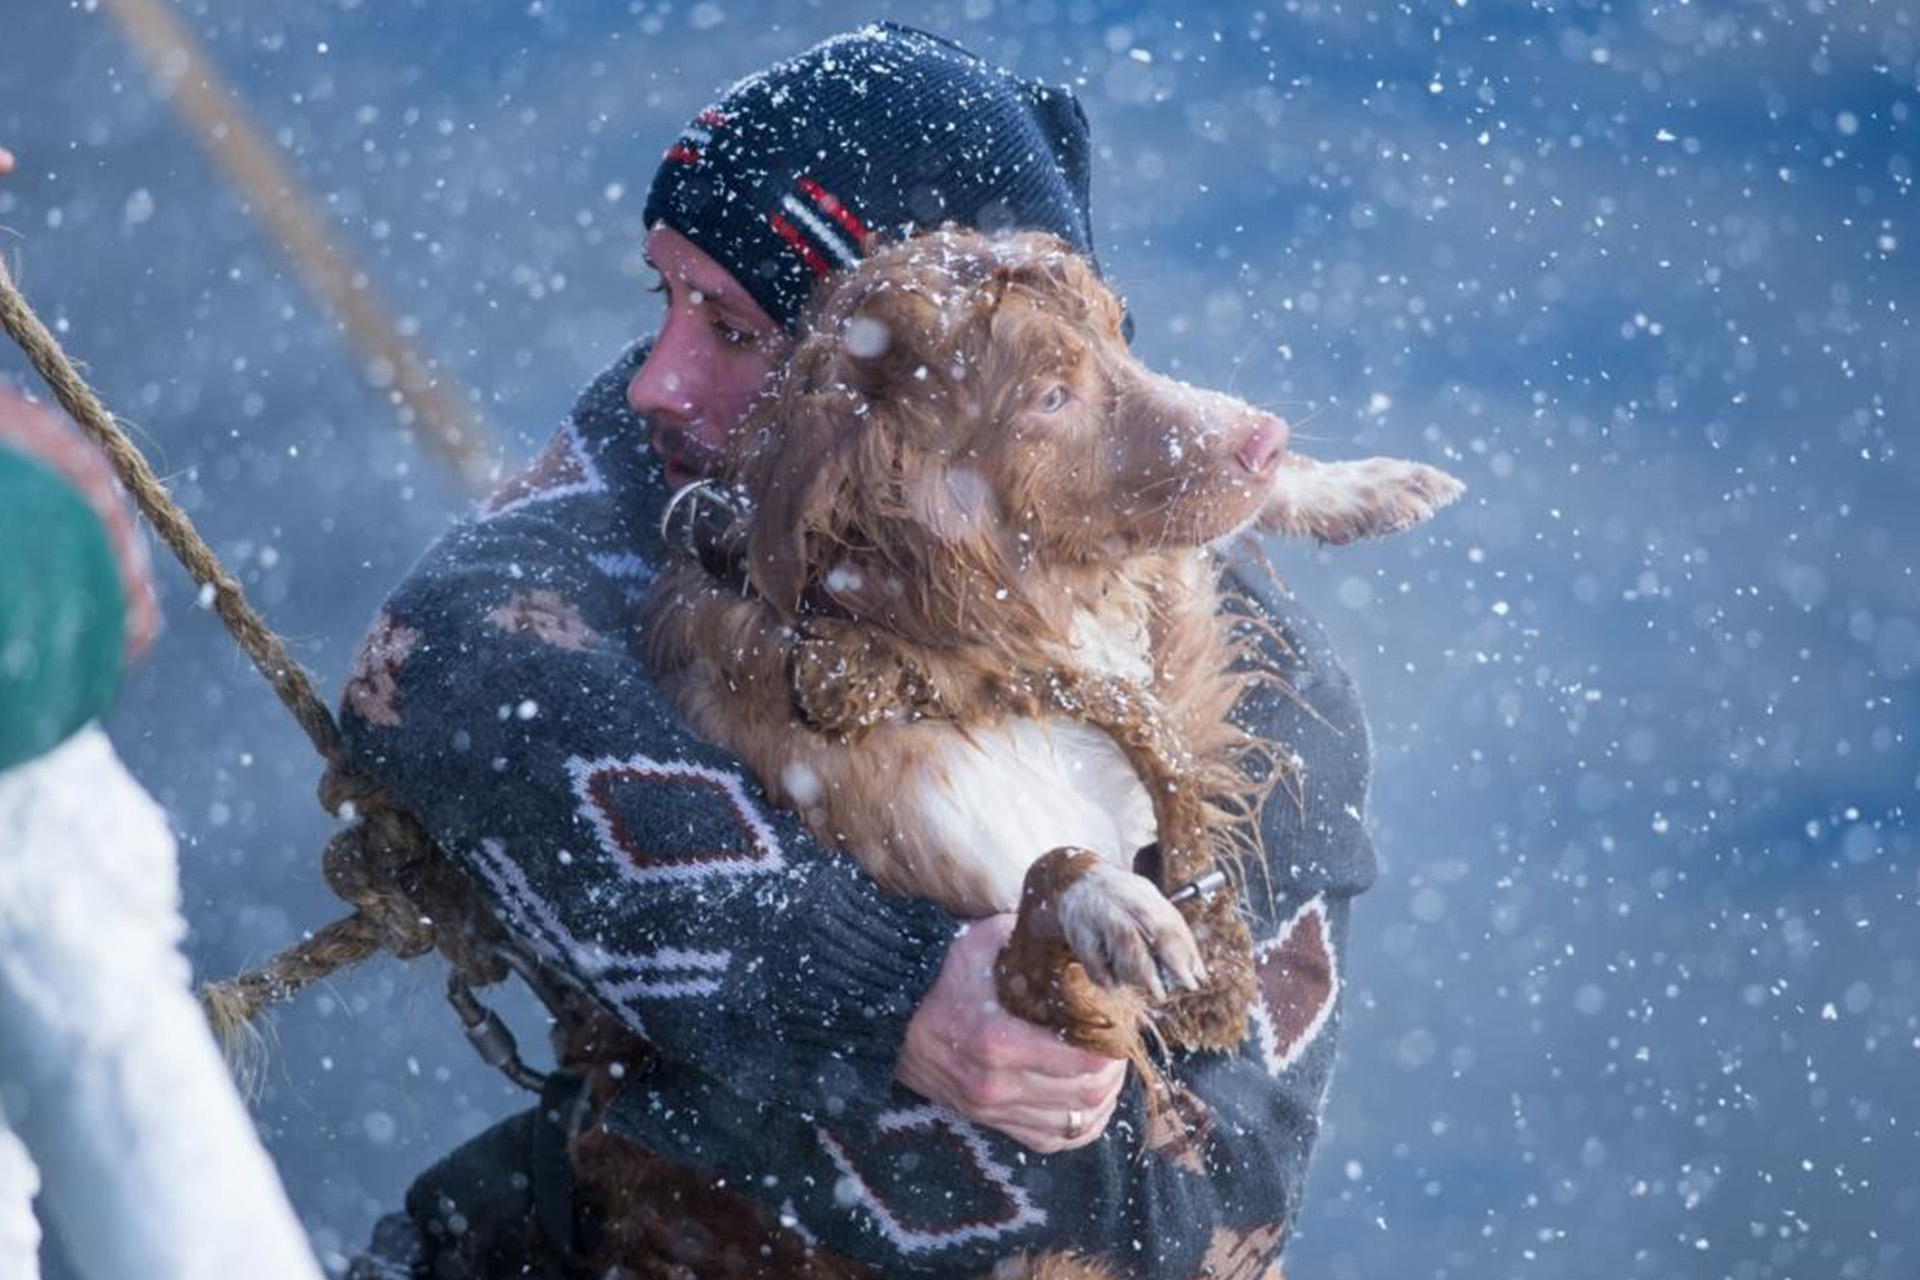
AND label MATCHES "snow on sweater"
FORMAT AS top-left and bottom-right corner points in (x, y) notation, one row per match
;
(340, 343), (1378, 1279)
